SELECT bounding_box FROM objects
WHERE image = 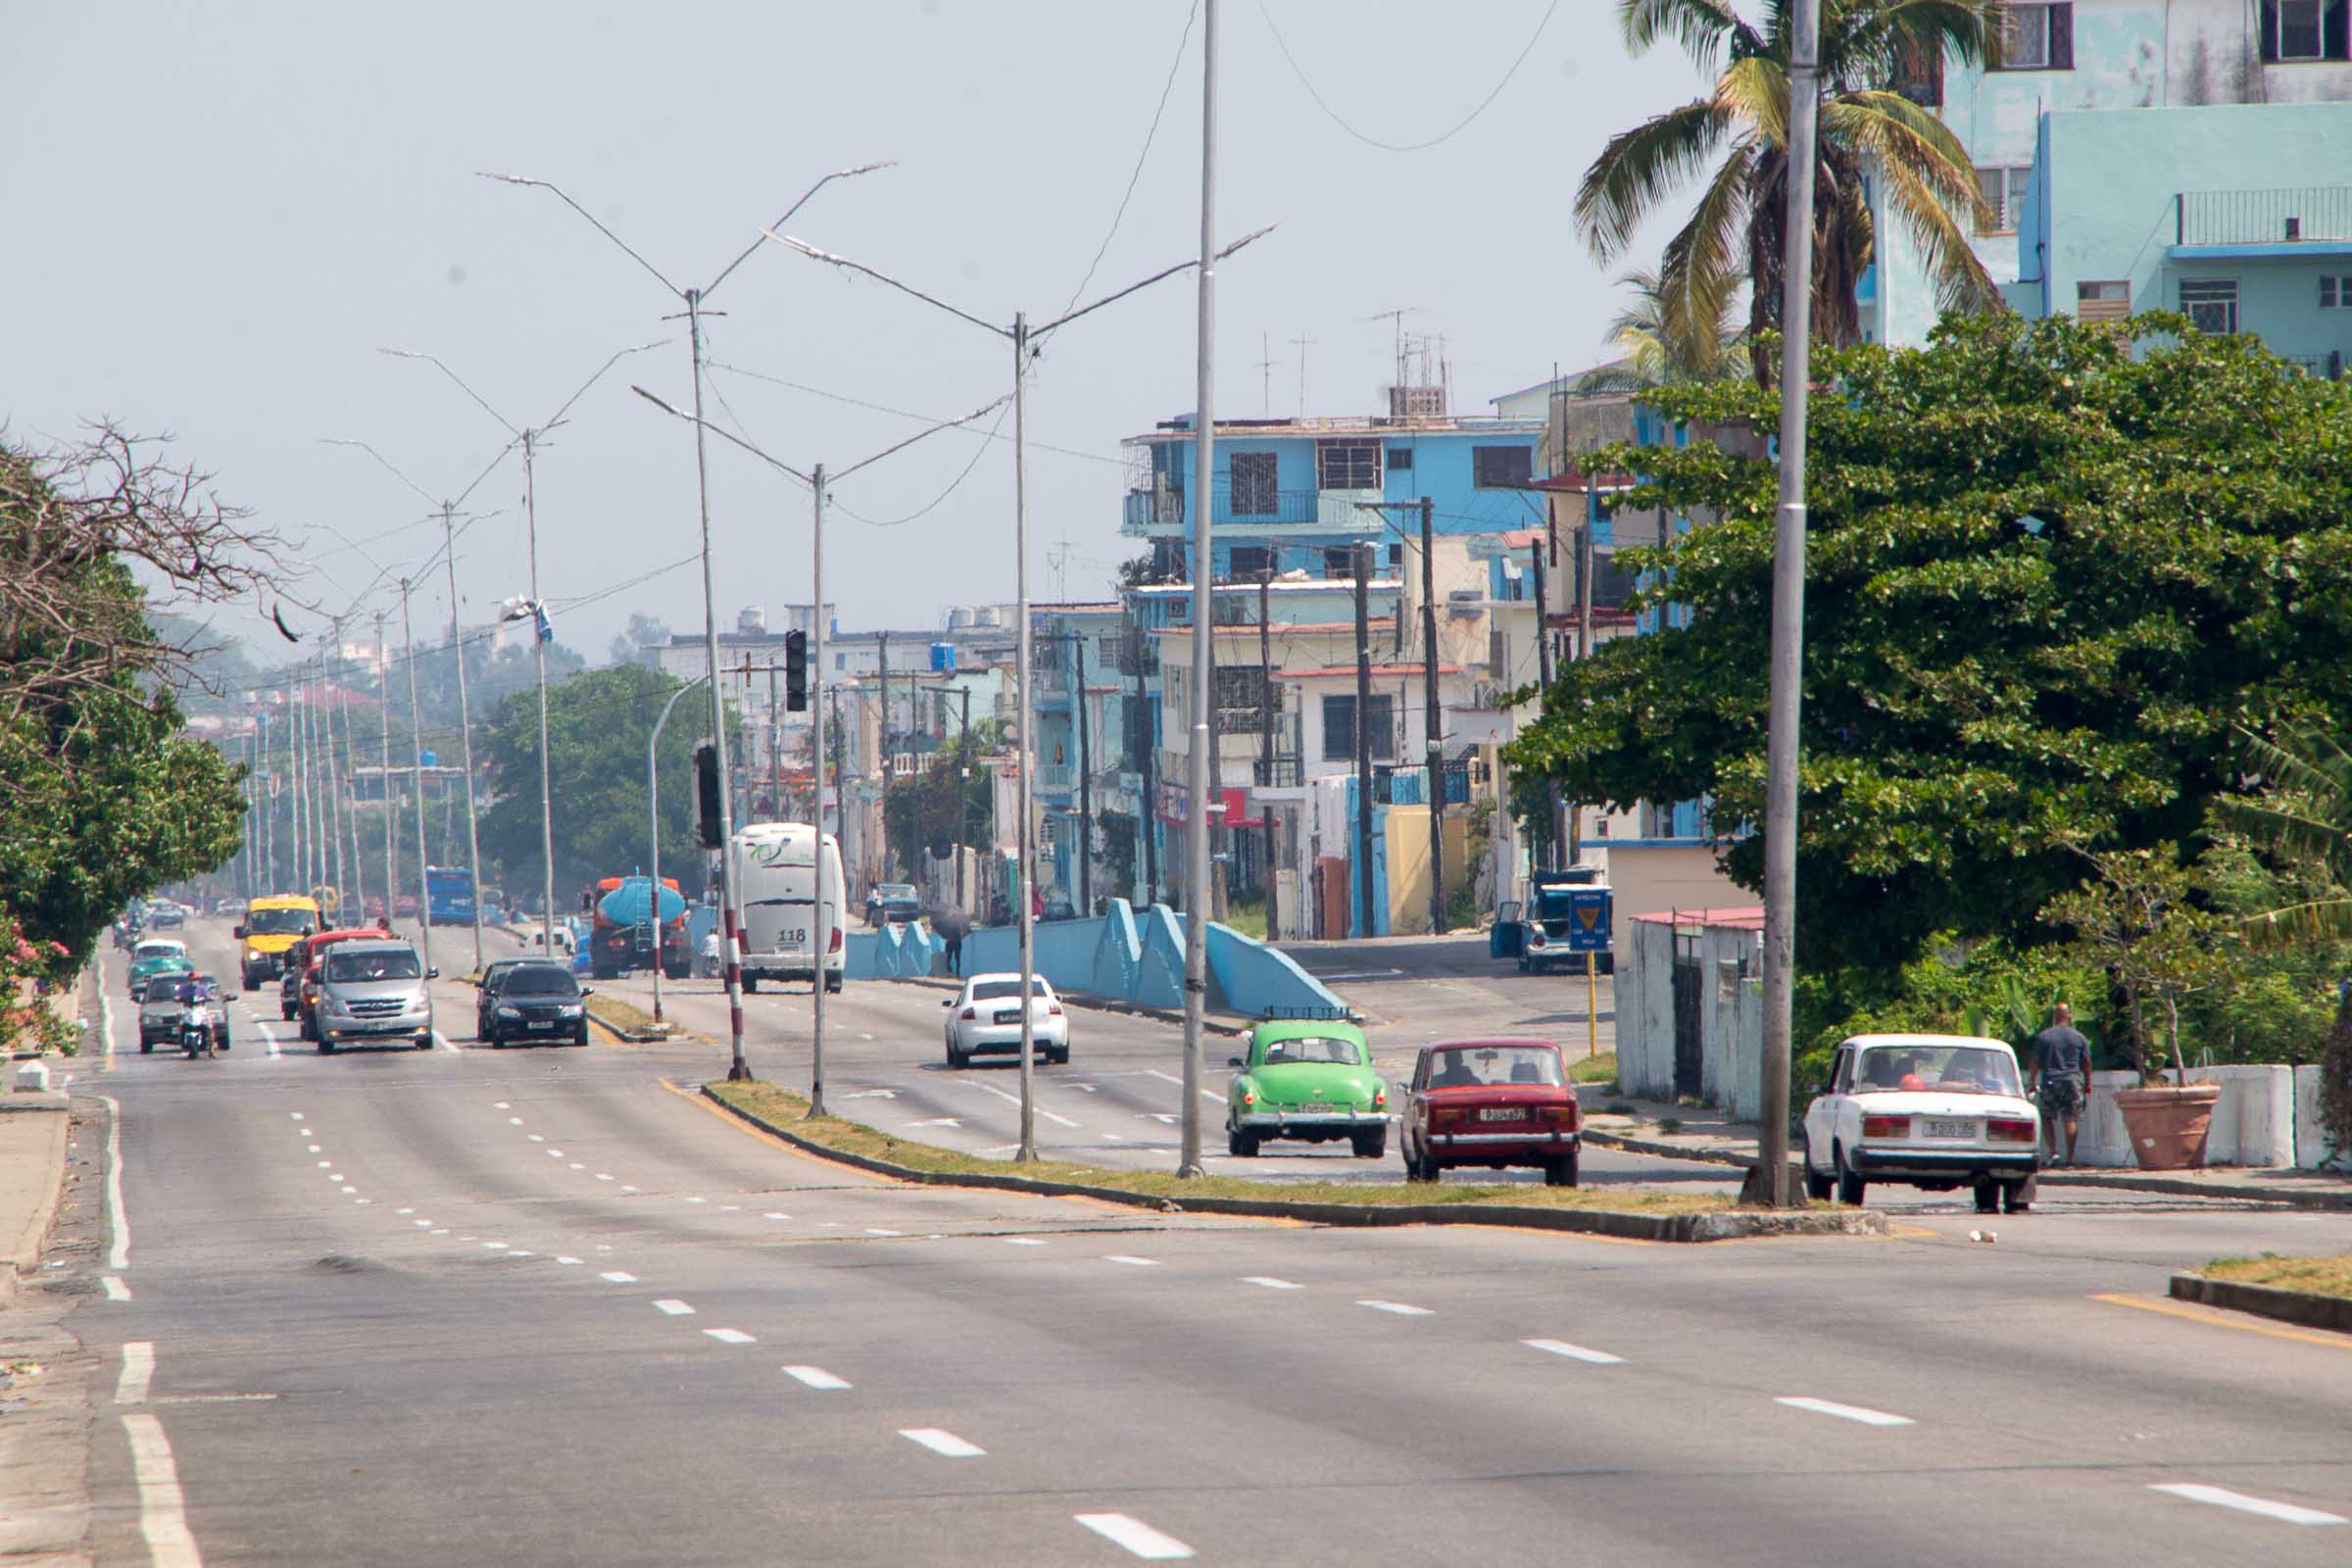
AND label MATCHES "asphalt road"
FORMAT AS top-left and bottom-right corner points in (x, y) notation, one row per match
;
(42, 918), (2352, 1565)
